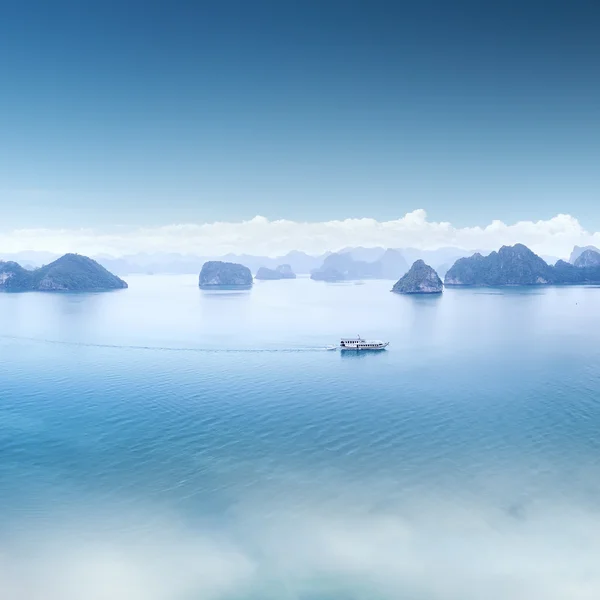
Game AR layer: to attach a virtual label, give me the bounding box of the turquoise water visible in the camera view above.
[1,276,600,599]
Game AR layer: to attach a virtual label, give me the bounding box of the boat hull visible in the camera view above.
[340,343,389,351]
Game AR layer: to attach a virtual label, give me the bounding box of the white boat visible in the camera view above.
[339,336,389,351]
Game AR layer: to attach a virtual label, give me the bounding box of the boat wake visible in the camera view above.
[0,334,336,354]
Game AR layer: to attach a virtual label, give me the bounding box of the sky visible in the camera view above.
[0,0,599,251]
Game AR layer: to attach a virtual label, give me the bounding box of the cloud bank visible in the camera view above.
[1,210,599,258]
[3,499,600,600]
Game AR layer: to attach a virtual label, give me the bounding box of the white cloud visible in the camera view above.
[3,498,600,600]
[1,210,599,258]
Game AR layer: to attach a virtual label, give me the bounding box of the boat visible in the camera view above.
[339,335,389,351]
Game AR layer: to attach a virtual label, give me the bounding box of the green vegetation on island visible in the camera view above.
[445,244,600,287]
[199,261,253,288]
[0,254,128,292]
[391,260,443,294]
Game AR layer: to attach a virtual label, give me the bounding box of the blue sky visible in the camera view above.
[0,0,598,230]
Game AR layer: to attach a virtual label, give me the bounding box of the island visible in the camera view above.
[254,264,296,280]
[444,244,553,286]
[199,261,253,289]
[310,250,411,282]
[0,254,128,292]
[574,249,600,268]
[550,259,600,284]
[569,245,600,264]
[391,260,443,294]
[445,244,600,286]
[0,261,35,291]
[310,252,377,281]
[378,248,409,280]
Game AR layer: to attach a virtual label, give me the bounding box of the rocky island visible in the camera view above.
[550,259,600,284]
[310,250,409,282]
[378,248,409,280]
[311,252,378,282]
[0,261,35,291]
[391,260,443,294]
[569,245,600,264]
[310,265,346,282]
[445,244,600,287]
[573,249,600,268]
[199,261,253,289]
[0,254,128,292]
[444,244,553,286]
[255,264,296,280]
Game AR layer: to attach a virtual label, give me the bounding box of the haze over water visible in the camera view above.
[2,276,600,599]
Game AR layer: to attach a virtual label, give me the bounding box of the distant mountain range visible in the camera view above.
[310,249,409,281]
[0,247,482,278]
[3,245,600,292]
[0,245,586,281]
[0,251,326,276]
[336,246,480,277]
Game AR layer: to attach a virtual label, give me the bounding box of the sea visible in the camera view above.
[1,275,600,600]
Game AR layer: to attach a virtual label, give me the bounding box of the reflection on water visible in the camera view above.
[200,286,253,293]
[339,349,386,359]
